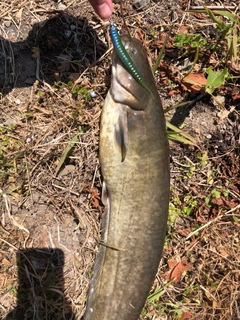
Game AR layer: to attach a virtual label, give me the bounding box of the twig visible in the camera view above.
[0,1,28,19]
[3,193,30,247]
[189,6,238,11]
[235,300,240,320]
[91,164,99,189]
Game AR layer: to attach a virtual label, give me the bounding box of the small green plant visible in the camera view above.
[205,196,211,208]
[204,7,239,61]
[53,81,66,90]
[0,126,7,134]
[205,188,229,208]
[197,151,208,166]
[205,67,230,95]
[187,7,239,59]
[183,282,199,299]
[148,285,165,302]
[223,189,229,197]
[166,302,187,319]
[174,33,206,49]
[7,284,17,297]
[168,203,181,228]
[36,89,43,97]
[71,85,91,101]
[184,163,196,179]
[183,195,197,216]
[211,189,221,198]
[150,30,158,38]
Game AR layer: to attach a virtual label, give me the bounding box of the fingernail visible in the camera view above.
[96,2,112,19]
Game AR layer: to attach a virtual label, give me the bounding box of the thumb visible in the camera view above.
[88,0,112,19]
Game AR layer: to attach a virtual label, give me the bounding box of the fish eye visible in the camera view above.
[132,48,137,55]
[124,42,130,49]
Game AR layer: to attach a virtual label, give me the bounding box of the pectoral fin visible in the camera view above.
[115,108,128,162]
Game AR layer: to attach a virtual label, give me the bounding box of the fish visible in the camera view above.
[84,33,170,320]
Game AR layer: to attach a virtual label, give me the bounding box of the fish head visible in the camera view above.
[110,34,156,111]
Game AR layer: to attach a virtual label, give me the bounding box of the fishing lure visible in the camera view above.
[110,23,153,96]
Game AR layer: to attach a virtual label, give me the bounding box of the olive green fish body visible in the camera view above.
[84,35,170,320]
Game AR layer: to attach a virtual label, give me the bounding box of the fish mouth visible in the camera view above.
[110,36,152,111]
[110,61,141,108]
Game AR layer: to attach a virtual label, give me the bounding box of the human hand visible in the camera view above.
[88,0,113,19]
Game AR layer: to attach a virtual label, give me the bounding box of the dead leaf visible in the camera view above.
[178,228,191,237]
[168,88,181,96]
[178,26,188,34]
[2,258,11,265]
[92,197,100,208]
[166,257,192,283]
[159,62,181,83]
[227,57,240,74]
[211,196,239,210]
[211,197,224,206]
[223,198,239,209]
[218,248,229,257]
[192,12,206,20]
[182,73,206,93]
[232,93,240,100]
[88,188,100,209]
[180,311,192,320]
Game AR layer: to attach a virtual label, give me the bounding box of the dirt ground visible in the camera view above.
[0,0,239,319]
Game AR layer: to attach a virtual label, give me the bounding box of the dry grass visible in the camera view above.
[0,0,239,319]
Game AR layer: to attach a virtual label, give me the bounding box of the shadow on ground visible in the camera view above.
[0,12,107,95]
[5,248,76,320]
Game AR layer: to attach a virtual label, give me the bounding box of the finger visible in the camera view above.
[89,0,112,19]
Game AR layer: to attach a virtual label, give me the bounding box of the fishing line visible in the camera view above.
[120,0,131,38]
